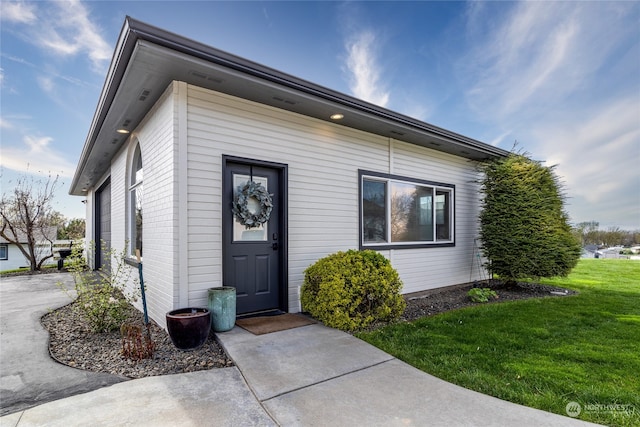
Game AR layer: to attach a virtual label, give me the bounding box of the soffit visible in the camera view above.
[71,19,507,195]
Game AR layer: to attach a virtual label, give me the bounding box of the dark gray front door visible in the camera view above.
[223,158,287,315]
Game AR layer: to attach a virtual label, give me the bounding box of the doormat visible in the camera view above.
[235,313,316,335]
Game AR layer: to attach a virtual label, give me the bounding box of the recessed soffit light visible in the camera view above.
[330,113,344,120]
[116,129,130,134]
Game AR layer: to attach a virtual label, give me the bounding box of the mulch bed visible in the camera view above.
[400,280,575,322]
[41,279,574,379]
[41,301,233,379]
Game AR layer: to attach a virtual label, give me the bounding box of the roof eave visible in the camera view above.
[70,17,508,196]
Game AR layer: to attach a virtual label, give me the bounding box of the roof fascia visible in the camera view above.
[71,17,508,195]
[70,18,140,195]
[125,17,508,158]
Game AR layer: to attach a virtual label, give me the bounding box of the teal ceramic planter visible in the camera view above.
[208,286,236,332]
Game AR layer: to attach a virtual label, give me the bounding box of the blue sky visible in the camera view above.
[1,1,639,229]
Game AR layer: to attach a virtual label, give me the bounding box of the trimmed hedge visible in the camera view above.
[301,250,406,331]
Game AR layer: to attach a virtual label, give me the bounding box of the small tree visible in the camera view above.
[61,241,141,333]
[478,153,581,285]
[59,218,86,240]
[0,174,60,271]
[574,221,599,246]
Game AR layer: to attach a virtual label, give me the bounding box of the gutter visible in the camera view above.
[125,18,508,158]
[71,17,508,195]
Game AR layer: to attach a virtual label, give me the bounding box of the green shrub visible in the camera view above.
[60,242,140,332]
[478,152,581,284]
[467,287,498,303]
[301,250,406,331]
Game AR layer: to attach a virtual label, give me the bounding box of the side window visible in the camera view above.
[360,170,454,249]
[362,179,387,244]
[129,144,143,258]
[0,244,8,260]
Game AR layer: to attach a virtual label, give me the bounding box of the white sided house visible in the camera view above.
[70,18,508,329]
[0,227,58,271]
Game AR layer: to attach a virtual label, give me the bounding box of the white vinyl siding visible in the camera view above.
[391,140,484,293]
[102,79,486,328]
[184,82,485,308]
[186,84,390,311]
[0,243,56,270]
[106,83,180,328]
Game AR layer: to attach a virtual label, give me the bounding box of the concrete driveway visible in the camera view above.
[1,273,600,426]
[0,273,126,416]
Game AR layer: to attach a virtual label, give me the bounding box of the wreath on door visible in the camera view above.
[232,181,273,229]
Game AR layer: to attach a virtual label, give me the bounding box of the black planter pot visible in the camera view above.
[166,308,211,351]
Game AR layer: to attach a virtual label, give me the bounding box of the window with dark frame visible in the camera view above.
[0,244,7,260]
[361,171,454,248]
[129,144,143,258]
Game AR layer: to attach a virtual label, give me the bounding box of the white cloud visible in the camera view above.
[344,30,390,107]
[458,2,640,228]
[37,76,55,94]
[488,130,513,148]
[538,97,640,201]
[1,134,76,178]
[2,0,111,72]
[0,117,13,130]
[36,0,111,71]
[532,96,640,228]
[399,102,430,122]
[0,1,37,24]
[462,2,634,121]
[1,52,35,68]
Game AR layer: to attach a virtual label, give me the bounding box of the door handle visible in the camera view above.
[272,242,278,250]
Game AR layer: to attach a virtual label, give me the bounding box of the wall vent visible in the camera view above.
[190,71,223,84]
[273,96,297,106]
[190,71,207,79]
[138,89,151,101]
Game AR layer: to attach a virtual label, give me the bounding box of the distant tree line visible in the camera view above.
[572,221,640,247]
[50,213,86,240]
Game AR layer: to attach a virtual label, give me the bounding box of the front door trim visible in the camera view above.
[222,155,288,314]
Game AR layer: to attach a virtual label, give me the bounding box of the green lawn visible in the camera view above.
[0,264,60,275]
[357,259,640,426]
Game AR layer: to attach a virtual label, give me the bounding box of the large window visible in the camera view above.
[129,144,143,258]
[360,171,454,249]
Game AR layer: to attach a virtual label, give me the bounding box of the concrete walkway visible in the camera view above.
[1,273,599,426]
[0,274,126,416]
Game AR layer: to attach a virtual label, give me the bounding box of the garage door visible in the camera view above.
[95,179,111,273]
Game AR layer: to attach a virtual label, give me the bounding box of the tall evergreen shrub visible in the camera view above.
[478,153,581,284]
